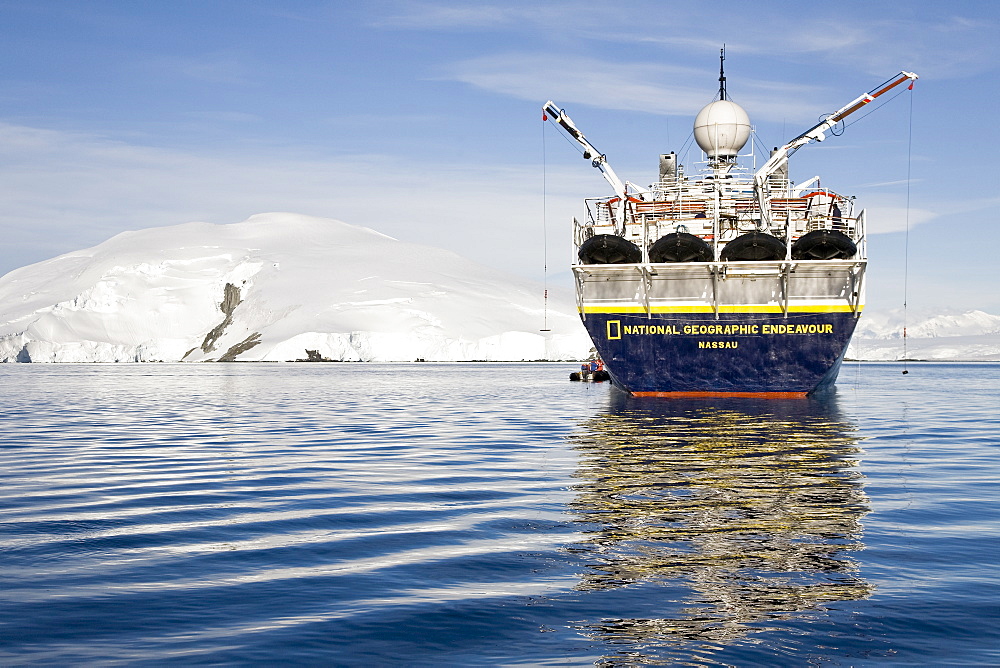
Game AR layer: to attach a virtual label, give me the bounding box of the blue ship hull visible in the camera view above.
[581,311,859,396]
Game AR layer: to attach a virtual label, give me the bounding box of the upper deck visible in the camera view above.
[574,167,866,265]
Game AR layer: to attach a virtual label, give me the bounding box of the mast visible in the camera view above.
[718,46,727,101]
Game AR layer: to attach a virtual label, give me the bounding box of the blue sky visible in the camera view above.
[1,0,997,313]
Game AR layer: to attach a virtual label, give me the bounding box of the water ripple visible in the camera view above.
[1,362,997,665]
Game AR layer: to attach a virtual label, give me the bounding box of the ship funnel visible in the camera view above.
[693,100,750,161]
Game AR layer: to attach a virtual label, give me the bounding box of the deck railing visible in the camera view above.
[576,185,866,261]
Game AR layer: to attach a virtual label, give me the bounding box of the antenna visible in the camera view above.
[719,45,727,101]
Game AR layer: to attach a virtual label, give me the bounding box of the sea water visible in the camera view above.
[0,362,997,666]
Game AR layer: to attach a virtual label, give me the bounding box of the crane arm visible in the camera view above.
[543,101,629,201]
[754,71,918,189]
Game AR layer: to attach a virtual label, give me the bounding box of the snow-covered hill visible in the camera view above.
[0,213,591,362]
[848,309,1000,361]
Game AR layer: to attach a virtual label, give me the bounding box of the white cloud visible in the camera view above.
[143,51,255,85]
[447,54,826,122]
[863,206,937,235]
[856,179,920,189]
[385,1,997,80]
[371,1,595,30]
[373,3,523,29]
[862,193,1000,235]
[181,111,262,124]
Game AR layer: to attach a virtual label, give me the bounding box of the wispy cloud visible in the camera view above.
[445,54,827,122]
[863,193,1000,235]
[144,51,255,85]
[181,111,262,124]
[864,206,937,235]
[383,1,997,80]
[857,179,921,189]
[370,2,576,30]
[760,16,998,79]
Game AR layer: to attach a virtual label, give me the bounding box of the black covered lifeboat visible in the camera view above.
[648,232,714,262]
[791,229,857,260]
[720,232,787,261]
[578,234,642,264]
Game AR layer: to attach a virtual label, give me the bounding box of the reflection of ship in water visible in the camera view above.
[567,394,872,660]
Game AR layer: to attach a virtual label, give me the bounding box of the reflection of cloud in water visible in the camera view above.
[567,393,873,657]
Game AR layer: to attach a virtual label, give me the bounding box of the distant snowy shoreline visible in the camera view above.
[847,309,1000,362]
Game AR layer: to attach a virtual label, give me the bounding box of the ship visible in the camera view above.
[544,57,917,397]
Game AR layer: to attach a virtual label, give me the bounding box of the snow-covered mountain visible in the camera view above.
[0,213,591,363]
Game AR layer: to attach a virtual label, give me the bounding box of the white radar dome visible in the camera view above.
[693,100,751,160]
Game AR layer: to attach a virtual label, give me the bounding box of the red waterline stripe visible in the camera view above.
[631,391,809,399]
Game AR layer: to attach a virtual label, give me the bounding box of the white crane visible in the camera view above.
[542,101,645,226]
[754,70,918,227]
[542,101,627,198]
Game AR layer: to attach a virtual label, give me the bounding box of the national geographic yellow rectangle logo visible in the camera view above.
[607,320,621,340]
